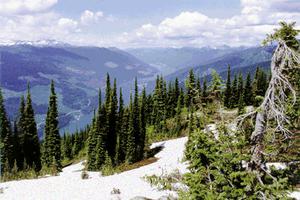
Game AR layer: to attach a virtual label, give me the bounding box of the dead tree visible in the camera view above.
[237,22,300,174]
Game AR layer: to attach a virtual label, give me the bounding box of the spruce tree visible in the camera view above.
[107,78,118,160]
[202,77,208,100]
[116,88,125,164]
[244,72,254,106]
[17,95,26,169]
[132,78,140,160]
[126,94,135,163]
[0,88,13,173]
[138,87,146,160]
[224,65,232,108]
[43,81,61,170]
[185,69,196,107]
[230,74,238,108]
[23,84,41,171]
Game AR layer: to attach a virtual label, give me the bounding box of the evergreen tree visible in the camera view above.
[237,73,244,103]
[17,95,26,169]
[116,88,125,164]
[132,78,140,160]
[185,69,196,107]
[230,74,238,108]
[224,65,232,108]
[12,120,22,170]
[0,88,13,173]
[138,87,146,160]
[126,94,135,163]
[42,81,61,170]
[202,77,208,100]
[23,84,41,171]
[244,72,254,106]
[107,78,118,160]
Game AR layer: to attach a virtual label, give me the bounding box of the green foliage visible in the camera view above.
[263,21,300,50]
[183,127,292,200]
[42,81,61,171]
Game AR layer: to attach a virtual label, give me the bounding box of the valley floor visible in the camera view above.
[0,137,188,200]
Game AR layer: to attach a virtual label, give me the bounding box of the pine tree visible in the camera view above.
[230,74,238,108]
[202,77,208,100]
[138,87,146,160]
[115,88,125,164]
[17,95,26,169]
[174,77,180,103]
[87,114,97,170]
[126,94,135,163]
[23,84,41,171]
[132,78,140,160]
[185,69,196,107]
[0,88,13,173]
[224,65,232,108]
[107,78,118,160]
[12,120,22,170]
[244,72,253,106]
[43,81,61,170]
[237,73,244,101]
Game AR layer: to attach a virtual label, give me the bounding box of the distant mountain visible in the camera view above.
[165,45,274,84]
[0,44,158,136]
[127,46,245,75]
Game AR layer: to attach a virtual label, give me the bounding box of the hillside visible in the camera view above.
[0,44,158,135]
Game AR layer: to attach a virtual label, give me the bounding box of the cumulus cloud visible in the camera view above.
[117,0,300,47]
[0,0,298,47]
[80,10,104,25]
[0,0,57,15]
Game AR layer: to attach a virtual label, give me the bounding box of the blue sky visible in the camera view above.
[0,0,299,48]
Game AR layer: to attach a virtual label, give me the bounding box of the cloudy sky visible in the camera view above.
[0,0,299,48]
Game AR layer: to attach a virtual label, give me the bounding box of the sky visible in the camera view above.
[0,0,299,48]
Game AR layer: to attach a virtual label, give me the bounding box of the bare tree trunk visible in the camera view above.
[247,41,299,171]
[250,110,267,170]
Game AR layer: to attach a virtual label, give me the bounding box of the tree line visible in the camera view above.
[0,66,269,178]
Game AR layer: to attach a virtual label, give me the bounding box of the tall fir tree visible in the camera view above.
[107,78,118,160]
[224,65,232,108]
[244,72,254,105]
[23,84,41,171]
[185,69,196,107]
[0,88,14,173]
[230,74,238,108]
[42,81,61,170]
[138,87,146,160]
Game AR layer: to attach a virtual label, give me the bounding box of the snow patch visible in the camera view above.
[0,137,188,200]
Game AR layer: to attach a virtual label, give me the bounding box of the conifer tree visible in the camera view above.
[12,121,22,170]
[43,81,61,170]
[244,72,253,105]
[126,94,135,163]
[174,77,180,103]
[0,88,13,173]
[132,78,140,159]
[230,74,238,108]
[23,84,41,171]
[237,73,244,103]
[138,87,146,160]
[115,88,125,164]
[107,79,118,159]
[224,65,232,108]
[17,95,26,169]
[185,69,196,107]
[202,77,208,100]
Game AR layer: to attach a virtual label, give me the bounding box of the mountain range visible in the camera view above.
[0,42,274,136]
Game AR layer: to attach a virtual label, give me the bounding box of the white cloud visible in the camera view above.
[80,10,104,25]
[0,0,57,15]
[117,0,300,47]
[0,0,298,48]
